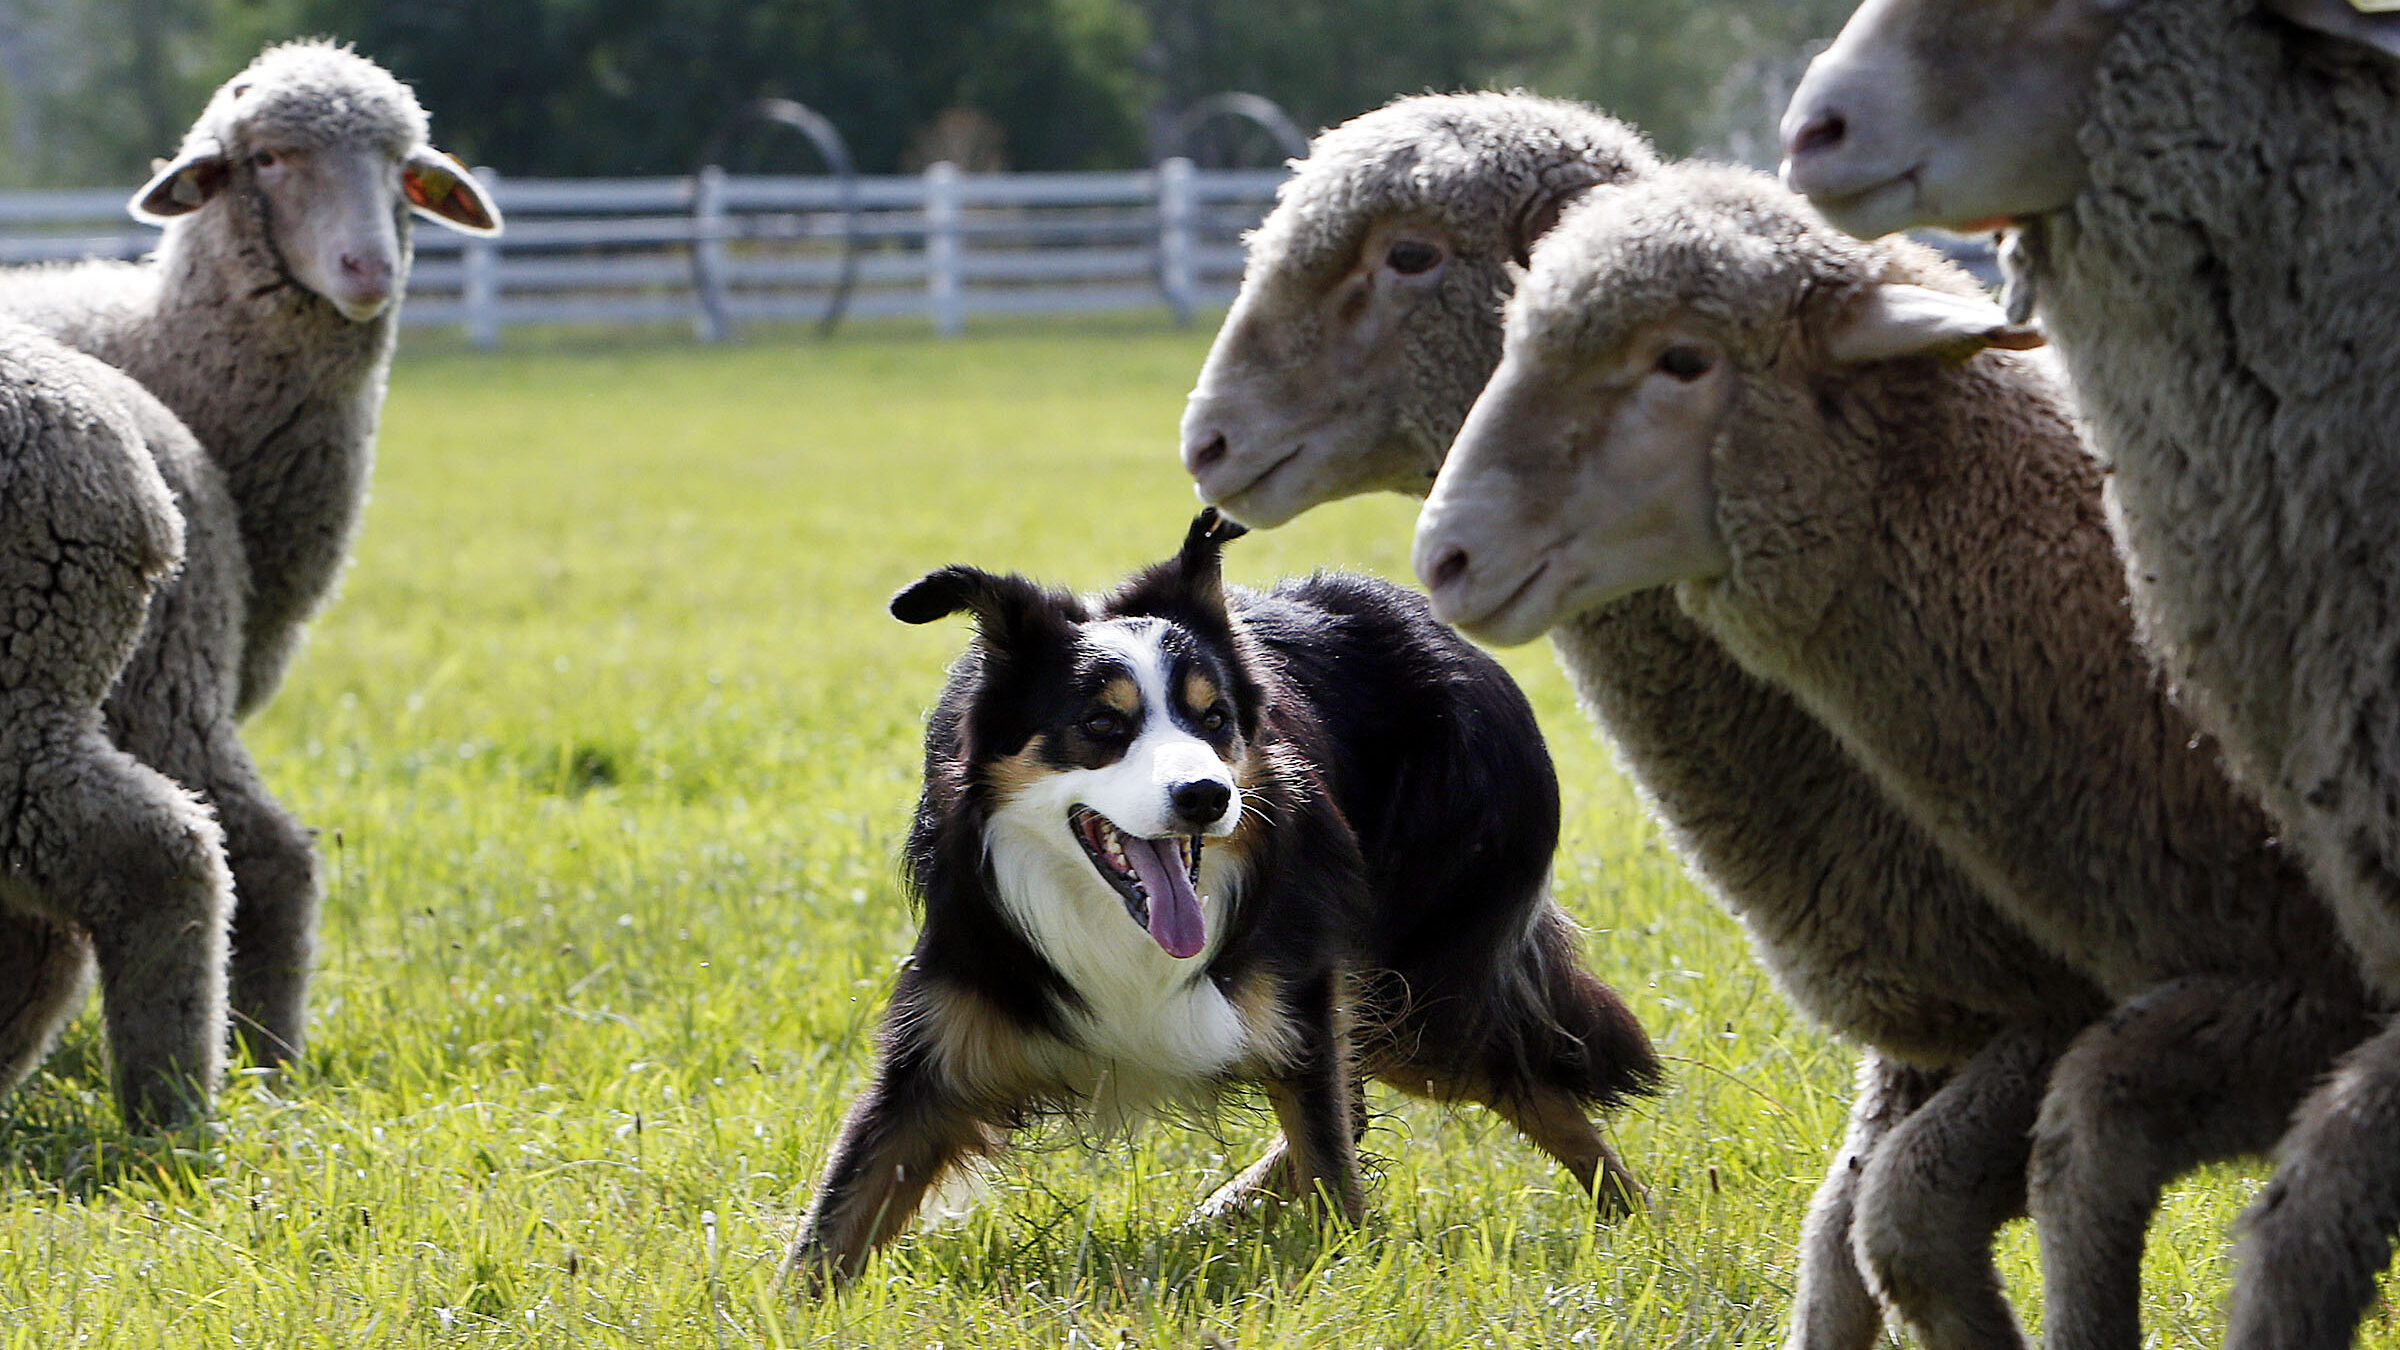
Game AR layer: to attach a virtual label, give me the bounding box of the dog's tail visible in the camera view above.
[1367,903,1662,1112]
[1516,905,1663,1108]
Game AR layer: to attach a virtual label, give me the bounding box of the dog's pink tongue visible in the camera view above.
[1125,835,1207,959]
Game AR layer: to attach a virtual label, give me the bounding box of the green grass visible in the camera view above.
[0,317,2367,1346]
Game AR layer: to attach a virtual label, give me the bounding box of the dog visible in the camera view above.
[790,511,1661,1289]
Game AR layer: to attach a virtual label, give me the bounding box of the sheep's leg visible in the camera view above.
[2221,1014,2400,1350]
[196,746,317,1068]
[1787,1052,1948,1350]
[6,734,231,1131]
[0,911,94,1098]
[108,638,318,1069]
[2033,977,2371,1350]
[1852,1020,2076,1350]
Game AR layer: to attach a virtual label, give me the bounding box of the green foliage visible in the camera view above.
[0,322,2353,1345]
[0,0,306,187]
[284,0,1151,175]
[1,0,1858,186]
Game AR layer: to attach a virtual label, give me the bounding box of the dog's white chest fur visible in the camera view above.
[986,800,1254,1121]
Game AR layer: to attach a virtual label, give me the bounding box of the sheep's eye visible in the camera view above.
[1385,240,1442,276]
[1657,345,1715,381]
[1081,711,1126,738]
[250,150,279,169]
[1199,706,1229,733]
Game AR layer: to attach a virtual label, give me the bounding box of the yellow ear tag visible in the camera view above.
[2353,0,2400,13]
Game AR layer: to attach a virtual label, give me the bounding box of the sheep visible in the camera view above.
[0,318,237,1130]
[1780,4,2400,1344]
[1182,91,1659,526]
[0,39,500,1067]
[1411,158,2373,1350]
[1180,92,2129,1349]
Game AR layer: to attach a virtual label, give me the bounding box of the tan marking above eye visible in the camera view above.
[1098,677,1141,716]
[1182,672,1223,716]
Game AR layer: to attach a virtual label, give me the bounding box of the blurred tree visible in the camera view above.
[1490,0,1861,161]
[0,0,303,187]
[286,0,1149,176]
[0,0,1861,186]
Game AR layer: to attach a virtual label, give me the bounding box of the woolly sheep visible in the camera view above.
[0,319,236,1130]
[1413,160,2371,1350]
[1182,91,1658,526]
[1781,4,2400,1344]
[1179,92,2125,1348]
[0,40,499,1067]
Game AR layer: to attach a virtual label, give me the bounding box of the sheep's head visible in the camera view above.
[1180,92,1654,527]
[1781,0,2400,239]
[131,40,501,323]
[1415,164,2038,646]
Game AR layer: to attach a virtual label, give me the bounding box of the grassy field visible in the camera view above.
[0,318,2346,1346]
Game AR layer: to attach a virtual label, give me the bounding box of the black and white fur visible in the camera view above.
[790,511,1662,1290]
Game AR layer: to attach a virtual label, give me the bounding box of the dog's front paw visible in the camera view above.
[1187,1140,1300,1226]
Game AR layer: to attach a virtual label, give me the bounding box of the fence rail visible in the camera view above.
[0,161,1288,346]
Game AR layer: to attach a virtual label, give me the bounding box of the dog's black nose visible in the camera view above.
[1171,779,1232,827]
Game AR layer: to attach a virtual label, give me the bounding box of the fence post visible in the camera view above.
[1158,156,1196,326]
[463,166,501,349]
[692,164,731,342]
[925,160,963,337]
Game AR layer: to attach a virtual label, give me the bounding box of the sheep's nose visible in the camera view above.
[341,252,393,290]
[1184,431,1230,474]
[1783,109,1848,160]
[1422,543,1471,594]
[1170,779,1231,828]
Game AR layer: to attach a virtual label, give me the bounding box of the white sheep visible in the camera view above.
[1181,92,2126,1349]
[1183,91,1659,525]
[0,40,499,1068]
[1781,4,2400,1344]
[1414,158,2372,1350]
[0,318,236,1130]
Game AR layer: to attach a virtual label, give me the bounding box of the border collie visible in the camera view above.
[791,511,1660,1288]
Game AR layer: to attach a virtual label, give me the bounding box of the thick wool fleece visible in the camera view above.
[1515,162,2366,1350]
[1995,5,2400,1346]
[1209,94,2122,1350]
[0,322,235,1129]
[1218,93,1662,481]
[0,40,441,1066]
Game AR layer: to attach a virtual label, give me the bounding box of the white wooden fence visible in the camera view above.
[0,160,1287,346]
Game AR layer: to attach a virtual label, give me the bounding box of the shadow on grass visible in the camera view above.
[0,1039,222,1203]
[891,1201,1378,1311]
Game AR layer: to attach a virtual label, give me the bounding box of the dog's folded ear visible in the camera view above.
[893,565,1082,648]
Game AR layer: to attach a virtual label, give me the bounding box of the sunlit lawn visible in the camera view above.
[0,316,2356,1346]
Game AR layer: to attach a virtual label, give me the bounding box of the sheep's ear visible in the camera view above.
[130,145,229,224]
[1507,181,1597,269]
[403,148,503,236]
[1822,283,2045,366]
[2264,0,2400,61]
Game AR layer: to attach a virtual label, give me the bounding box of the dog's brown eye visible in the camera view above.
[1081,712,1125,738]
[250,149,279,169]
[1657,345,1714,381]
[1199,707,1228,733]
[1386,240,1441,276]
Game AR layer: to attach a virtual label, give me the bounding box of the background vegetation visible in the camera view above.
[0,321,2329,1345]
[0,0,1856,187]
